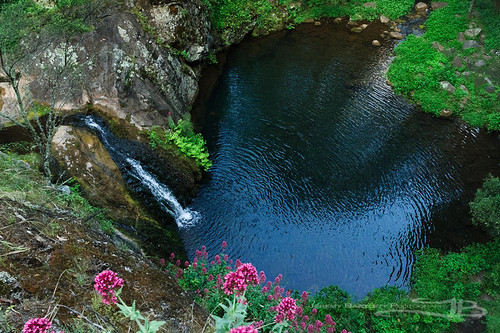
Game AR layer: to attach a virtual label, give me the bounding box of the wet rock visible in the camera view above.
[457,32,466,42]
[51,126,140,221]
[415,2,428,12]
[187,45,205,62]
[380,15,390,24]
[452,56,463,68]
[389,31,404,40]
[474,60,486,67]
[463,40,481,50]
[465,28,482,38]
[431,2,449,9]
[304,18,315,23]
[485,85,496,94]
[314,21,321,26]
[432,41,445,52]
[372,40,381,46]
[334,17,342,24]
[459,84,469,93]
[440,81,456,93]
[440,109,452,117]
[351,27,364,33]
[363,2,376,8]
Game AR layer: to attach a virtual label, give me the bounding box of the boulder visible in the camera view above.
[464,28,482,38]
[451,56,463,68]
[389,31,404,40]
[440,81,456,93]
[51,126,140,221]
[474,60,486,67]
[463,40,481,50]
[457,32,466,42]
[363,2,377,8]
[431,2,449,9]
[372,40,381,46]
[432,41,444,52]
[440,109,452,117]
[334,17,342,24]
[380,15,390,24]
[459,84,469,93]
[415,2,428,12]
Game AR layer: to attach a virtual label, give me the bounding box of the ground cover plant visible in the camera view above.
[387,0,500,129]
[149,116,213,172]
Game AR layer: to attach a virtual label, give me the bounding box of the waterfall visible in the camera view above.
[83,116,199,228]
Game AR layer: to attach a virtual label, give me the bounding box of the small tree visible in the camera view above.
[470,175,500,237]
[0,0,100,178]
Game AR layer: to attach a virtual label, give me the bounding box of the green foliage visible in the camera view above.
[149,118,212,171]
[116,295,166,333]
[470,175,500,237]
[387,0,500,127]
[212,296,251,332]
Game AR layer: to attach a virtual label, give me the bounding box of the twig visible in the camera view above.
[82,304,120,333]
[57,304,110,332]
[46,269,67,317]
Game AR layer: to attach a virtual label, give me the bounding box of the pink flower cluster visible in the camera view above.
[94,270,124,305]
[274,297,299,323]
[223,263,259,295]
[228,325,258,333]
[23,318,64,333]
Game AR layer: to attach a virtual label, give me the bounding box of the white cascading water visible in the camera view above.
[84,116,199,227]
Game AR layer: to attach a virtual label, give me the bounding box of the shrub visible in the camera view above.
[149,117,212,171]
[470,175,500,237]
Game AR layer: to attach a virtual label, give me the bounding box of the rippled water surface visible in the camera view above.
[183,24,500,297]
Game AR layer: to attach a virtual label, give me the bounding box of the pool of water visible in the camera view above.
[182,23,500,297]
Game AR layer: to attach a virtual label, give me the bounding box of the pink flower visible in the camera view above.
[184,261,189,267]
[228,325,258,333]
[214,255,221,264]
[301,291,309,302]
[159,258,165,266]
[23,318,52,333]
[94,270,124,305]
[169,253,175,260]
[208,274,214,281]
[221,241,227,248]
[259,271,266,283]
[325,314,335,326]
[274,297,299,323]
[223,263,259,295]
[311,308,317,316]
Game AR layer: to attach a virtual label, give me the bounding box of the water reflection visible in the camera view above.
[185,23,499,297]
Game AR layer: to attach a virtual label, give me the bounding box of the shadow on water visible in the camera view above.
[186,22,500,298]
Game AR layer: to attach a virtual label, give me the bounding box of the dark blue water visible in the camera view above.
[182,24,500,297]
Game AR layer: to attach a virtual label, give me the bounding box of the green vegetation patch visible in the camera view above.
[149,117,212,171]
[387,0,500,129]
[470,175,500,237]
